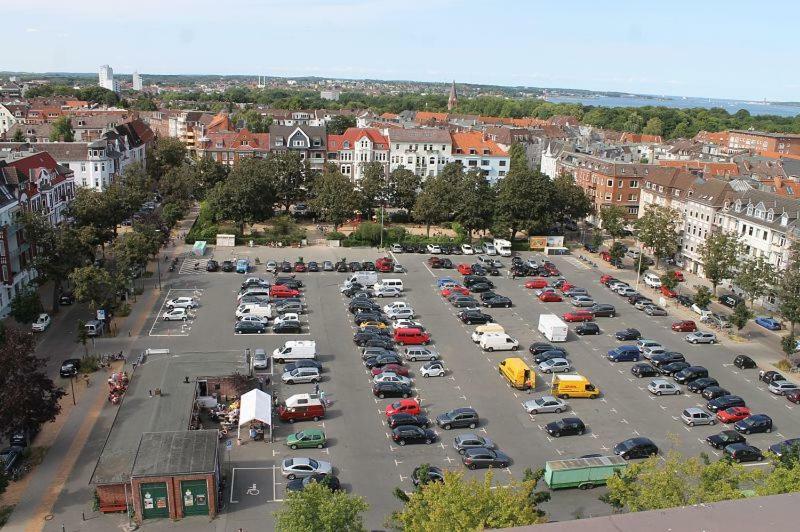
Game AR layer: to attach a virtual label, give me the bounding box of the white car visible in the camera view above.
[372,286,402,298]
[387,307,415,320]
[685,331,717,344]
[426,244,442,254]
[166,297,198,309]
[265,260,278,273]
[538,358,572,373]
[394,319,424,330]
[420,360,446,377]
[390,243,404,253]
[393,263,406,273]
[768,380,800,395]
[281,457,332,480]
[373,372,413,386]
[274,313,300,326]
[383,301,411,314]
[647,378,681,396]
[162,308,188,321]
[691,304,714,321]
[32,313,51,332]
[608,281,629,291]
[239,315,268,325]
[461,244,474,255]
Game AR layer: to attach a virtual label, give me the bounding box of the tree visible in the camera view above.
[358,161,388,218]
[207,158,277,232]
[150,137,187,180]
[781,333,797,358]
[698,231,742,295]
[114,231,158,274]
[159,164,199,204]
[599,205,627,243]
[508,143,529,174]
[12,128,25,142]
[70,266,117,310]
[694,285,713,308]
[454,169,494,239]
[634,205,681,268]
[610,241,626,264]
[387,168,421,211]
[194,157,229,198]
[779,242,800,333]
[274,480,368,532]
[389,470,546,531]
[660,271,679,291]
[267,151,309,212]
[735,254,776,308]
[309,164,359,230]
[550,173,593,228]
[49,116,74,142]
[9,288,43,324]
[642,117,664,137]
[730,302,753,331]
[494,168,552,239]
[76,319,89,357]
[412,170,457,237]
[0,326,66,440]
[326,115,357,135]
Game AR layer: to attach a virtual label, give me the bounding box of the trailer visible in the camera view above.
[544,455,628,490]
[538,314,568,342]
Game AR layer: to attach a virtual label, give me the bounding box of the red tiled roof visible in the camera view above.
[657,160,739,177]
[202,129,269,150]
[329,128,389,151]
[8,151,60,177]
[451,131,508,157]
[414,111,449,124]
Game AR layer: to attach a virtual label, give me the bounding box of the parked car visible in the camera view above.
[538,358,572,374]
[392,425,436,446]
[631,363,659,378]
[458,310,494,325]
[672,320,697,332]
[613,437,659,459]
[436,408,479,430]
[759,370,786,384]
[286,429,326,450]
[648,378,682,396]
[234,320,266,334]
[650,352,686,367]
[285,473,340,493]
[31,313,51,332]
[562,310,594,323]
[717,406,751,424]
[685,331,717,344]
[420,360,447,378]
[769,380,800,395]
[373,381,413,399]
[706,395,746,413]
[682,407,716,426]
[385,399,421,417]
[545,417,586,437]
[644,305,668,316]
[461,448,510,469]
[733,354,757,369]
[734,414,773,434]
[755,316,782,331]
[576,322,601,335]
[706,430,746,450]
[523,395,569,415]
[529,343,567,357]
[162,308,189,321]
[166,296,199,309]
[411,464,444,486]
[615,328,642,341]
[687,377,719,393]
[60,358,81,378]
[719,293,743,308]
[702,386,731,400]
[607,346,641,362]
[482,295,512,308]
[281,457,332,480]
[768,438,800,458]
[724,443,763,463]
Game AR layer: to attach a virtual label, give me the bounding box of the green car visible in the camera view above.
[286,429,326,450]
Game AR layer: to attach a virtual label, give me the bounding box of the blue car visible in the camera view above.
[755,316,782,331]
[436,277,457,289]
[236,258,250,274]
[607,346,641,362]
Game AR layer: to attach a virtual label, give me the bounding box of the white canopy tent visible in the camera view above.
[238,388,272,441]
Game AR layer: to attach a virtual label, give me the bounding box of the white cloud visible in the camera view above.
[26,28,38,32]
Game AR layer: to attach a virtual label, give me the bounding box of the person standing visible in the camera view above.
[314,382,320,396]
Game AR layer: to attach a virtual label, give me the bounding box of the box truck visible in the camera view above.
[544,456,628,490]
[538,314,568,342]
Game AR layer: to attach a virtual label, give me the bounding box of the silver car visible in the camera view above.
[453,433,496,454]
[647,378,681,396]
[253,348,268,370]
[404,346,439,362]
[685,331,717,344]
[281,367,320,384]
[681,407,716,427]
[265,260,278,273]
[538,358,572,374]
[281,457,332,480]
[571,295,595,307]
[372,286,402,298]
[523,395,568,415]
[644,305,668,316]
[322,261,334,271]
[769,380,800,395]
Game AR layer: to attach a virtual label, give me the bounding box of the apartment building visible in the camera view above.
[450,131,510,183]
[326,127,389,182]
[680,178,737,276]
[269,125,327,170]
[728,130,800,157]
[195,129,270,166]
[387,128,452,178]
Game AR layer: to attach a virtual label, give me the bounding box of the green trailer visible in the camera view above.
[544,455,628,490]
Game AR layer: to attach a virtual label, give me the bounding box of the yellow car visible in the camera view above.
[359,321,387,330]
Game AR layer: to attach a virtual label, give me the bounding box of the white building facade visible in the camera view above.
[388,128,452,178]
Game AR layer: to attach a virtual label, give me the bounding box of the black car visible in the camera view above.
[206,259,219,272]
[650,352,686,368]
[440,258,454,269]
[470,264,487,276]
[360,326,391,337]
[436,408,479,430]
[462,447,511,470]
[286,473,341,493]
[463,275,491,288]
[58,291,75,305]
[687,377,719,393]
[479,291,500,302]
[674,366,709,385]
[631,363,659,378]
[545,417,586,437]
[469,282,494,293]
[627,294,650,305]
[360,347,397,360]
[361,337,395,350]
[285,360,323,372]
[533,350,568,365]
[281,261,294,273]
[483,295,512,308]
[234,320,266,334]
[706,430,746,450]
[241,278,269,290]
[373,382,413,399]
[675,294,694,307]
[576,322,601,335]
[724,443,763,463]
[412,465,444,486]
[388,413,430,429]
[701,386,731,400]
[768,438,800,458]
[719,293,743,308]
[614,437,659,459]
[362,261,376,271]
[706,395,746,413]
[733,354,757,369]
[349,300,381,314]
[487,266,501,276]
[590,304,616,317]
[391,425,436,445]
[335,261,349,272]
[759,370,785,385]
[584,243,598,253]
[221,260,235,272]
[615,328,641,341]
[364,354,403,369]
[275,277,303,289]
[353,313,388,326]
[347,262,362,272]
[342,284,367,297]
[273,321,302,334]
[734,414,773,435]
[451,296,479,308]
[657,361,691,376]
[59,358,81,378]
[458,310,493,325]
[307,261,319,272]
[529,343,567,357]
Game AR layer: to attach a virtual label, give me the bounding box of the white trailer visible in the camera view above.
[538,314,568,342]
[493,238,512,257]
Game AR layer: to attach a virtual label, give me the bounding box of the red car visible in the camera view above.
[600,274,615,284]
[786,391,800,404]
[559,282,576,293]
[441,286,469,297]
[671,270,684,282]
[371,364,410,377]
[525,279,548,289]
[539,292,563,303]
[600,251,611,262]
[544,263,560,275]
[457,263,472,275]
[294,262,307,272]
[671,320,697,332]
[661,285,677,298]
[717,406,751,424]
[385,398,421,417]
[376,257,394,272]
[270,285,300,298]
[562,310,594,322]
[427,257,443,268]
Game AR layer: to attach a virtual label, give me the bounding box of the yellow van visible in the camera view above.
[471,323,504,343]
[551,374,600,399]
[498,357,534,390]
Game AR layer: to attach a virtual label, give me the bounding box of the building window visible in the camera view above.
[499,171,506,176]
[607,179,613,187]
[499,160,506,166]
[605,193,612,201]
[630,180,638,188]
[628,194,637,201]
[481,160,490,166]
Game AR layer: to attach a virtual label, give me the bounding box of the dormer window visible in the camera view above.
[343,141,349,149]
[735,200,742,212]
[241,139,248,146]
[755,209,763,219]
[747,205,753,216]
[275,137,284,147]
[483,149,490,155]
[469,148,477,155]
[781,213,789,226]
[767,210,774,222]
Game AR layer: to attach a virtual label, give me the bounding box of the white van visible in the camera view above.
[272,340,317,363]
[375,279,404,292]
[236,303,274,320]
[471,323,505,343]
[643,272,661,289]
[479,333,520,352]
[626,249,641,260]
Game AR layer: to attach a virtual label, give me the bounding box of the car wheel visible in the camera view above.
[506,303,511,308]
[766,427,772,433]
[288,418,295,424]
[290,444,298,450]
[444,424,452,430]
[288,474,296,480]
[554,432,560,437]
[398,440,406,446]
[554,408,563,413]
[487,347,494,352]
[656,391,662,396]
[610,313,615,318]
[469,423,476,429]
[410,357,417,362]
[512,346,519,351]
[425,439,432,444]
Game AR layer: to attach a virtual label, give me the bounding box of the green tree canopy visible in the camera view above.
[49,116,74,142]
[779,241,800,333]
[267,151,310,212]
[412,166,460,236]
[494,167,552,239]
[454,169,494,239]
[735,254,776,308]
[207,158,277,231]
[634,205,681,268]
[357,161,388,218]
[698,231,742,295]
[310,164,359,230]
[551,173,593,227]
[274,481,368,532]
[9,288,43,324]
[326,114,357,135]
[70,265,118,310]
[387,168,421,211]
[599,205,627,242]
[642,117,664,137]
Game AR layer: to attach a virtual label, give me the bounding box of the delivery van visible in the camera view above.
[375,279,404,292]
[272,340,317,363]
[479,333,520,352]
[471,323,505,343]
[236,303,274,320]
[498,357,534,390]
[277,393,326,423]
[551,374,600,399]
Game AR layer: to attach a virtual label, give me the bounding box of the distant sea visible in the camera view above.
[546,94,800,118]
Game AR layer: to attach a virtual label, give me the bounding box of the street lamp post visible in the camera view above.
[156,259,162,291]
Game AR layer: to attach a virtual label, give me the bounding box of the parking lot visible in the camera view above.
[148,288,203,337]
[153,245,800,527]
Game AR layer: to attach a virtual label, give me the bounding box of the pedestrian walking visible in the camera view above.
[319,390,329,407]
[314,382,320,395]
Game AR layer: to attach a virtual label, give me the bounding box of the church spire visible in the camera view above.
[447,80,458,111]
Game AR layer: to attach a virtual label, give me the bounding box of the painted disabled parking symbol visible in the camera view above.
[246,484,260,496]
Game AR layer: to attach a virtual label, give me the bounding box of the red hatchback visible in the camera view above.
[717,406,751,424]
[559,282,576,293]
[371,364,410,377]
[385,399,421,417]
[376,257,394,272]
[525,279,548,289]
[786,391,800,404]
[539,292,563,302]
[441,286,469,297]
[661,285,677,298]
[672,320,697,332]
[600,274,615,284]
[294,262,307,272]
[562,310,594,322]
[457,263,472,275]
[270,285,300,298]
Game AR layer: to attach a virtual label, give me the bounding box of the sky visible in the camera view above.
[5,0,800,101]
